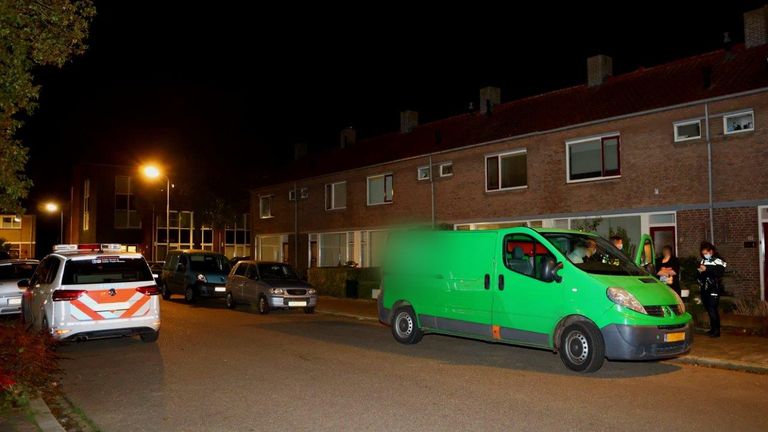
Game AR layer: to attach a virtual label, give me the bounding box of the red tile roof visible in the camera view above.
[262,43,768,186]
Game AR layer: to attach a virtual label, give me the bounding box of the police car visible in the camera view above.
[20,244,161,342]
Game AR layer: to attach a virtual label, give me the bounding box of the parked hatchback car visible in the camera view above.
[225,261,317,314]
[0,259,38,316]
[160,250,230,303]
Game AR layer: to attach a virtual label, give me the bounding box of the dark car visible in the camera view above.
[160,250,230,303]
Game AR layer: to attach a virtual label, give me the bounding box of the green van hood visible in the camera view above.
[591,274,680,306]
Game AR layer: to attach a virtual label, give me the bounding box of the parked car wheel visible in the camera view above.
[257,295,270,315]
[184,286,197,304]
[161,283,171,300]
[140,330,160,343]
[303,306,315,314]
[225,292,236,309]
[391,306,423,344]
[558,321,605,373]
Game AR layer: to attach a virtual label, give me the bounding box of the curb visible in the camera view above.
[315,309,379,322]
[29,398,66,432]
[669,355,768,375]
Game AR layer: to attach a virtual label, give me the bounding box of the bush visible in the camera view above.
[0,321,61,408]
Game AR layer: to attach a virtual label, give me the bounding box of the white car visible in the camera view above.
[21,244,161,342]
[0,259,38,316]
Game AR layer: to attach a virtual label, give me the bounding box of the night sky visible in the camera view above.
[20,0,766,211]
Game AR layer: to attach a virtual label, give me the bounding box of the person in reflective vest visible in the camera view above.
[697,241,726,338]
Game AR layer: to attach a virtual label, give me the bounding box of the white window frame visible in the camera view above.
[367,173,394,206]
[114,175,141,229]
[417,166,431,181]
[439,162,453,177]
[484,149,528,192]
[259,195,274,219]
[0,215,21,229]
[565,133,621,184]
[82,179,90,231]
[673,119,702,142]
[723,110,755,135]
[325,181,347,211]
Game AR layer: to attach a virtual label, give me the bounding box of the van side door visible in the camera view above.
[493,232,562,348]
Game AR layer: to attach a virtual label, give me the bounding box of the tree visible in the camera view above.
[0,0,95,214]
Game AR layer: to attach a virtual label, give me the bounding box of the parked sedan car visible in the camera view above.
[0,259,39,316]
[225,261,317,314]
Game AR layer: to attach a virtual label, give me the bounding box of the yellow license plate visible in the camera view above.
[664,332,685,342]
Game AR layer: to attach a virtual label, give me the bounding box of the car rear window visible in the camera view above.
[62,257,153,285]
[0,263,37,280]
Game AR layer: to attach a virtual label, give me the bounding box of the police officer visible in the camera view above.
[697,242,726,338]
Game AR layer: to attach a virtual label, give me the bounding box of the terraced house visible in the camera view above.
[250,6,768,300]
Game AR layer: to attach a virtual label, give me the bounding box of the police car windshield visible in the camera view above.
[0,262,37,280]
[541,232,647,276]
[257,263,298,280]
[62,257,153,285]
[189,254,230,274]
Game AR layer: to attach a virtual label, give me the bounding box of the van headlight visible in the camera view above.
[270,288,284,295]
[196,274,207,283]
[673,291,686,314]
[606,287,647,315]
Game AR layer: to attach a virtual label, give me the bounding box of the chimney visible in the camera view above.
[340,127,356,148]
[400,110,419,133]
[744,5,768,48]
[479,86,500,114]
[293,142,307,160]
[587,54,613,87]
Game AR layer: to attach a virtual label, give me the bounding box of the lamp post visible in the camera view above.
[44,202,63,243]
[142,165,170,260]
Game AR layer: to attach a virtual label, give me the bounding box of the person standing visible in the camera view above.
[656,245,681,296]
[697,242,726,338]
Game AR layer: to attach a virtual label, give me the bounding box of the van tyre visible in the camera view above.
[258,296,270,315]
[391,306,423,344]
[184,286,197,304]
[559,322,605,373]
[225,292,236,309]
[161,283,171,300]
[140,330,159,343]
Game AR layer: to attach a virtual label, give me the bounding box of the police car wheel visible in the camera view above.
[559,322,605,373]
[184,286,197,304]
[258,296,270,315]
[225,292,236,309]
[391,306,423,344]
[161,283,171,300]
[140,330,159,343]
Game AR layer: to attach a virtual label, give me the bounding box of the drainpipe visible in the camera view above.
[429,155,435,228]
[293,182,299,267]
[705,103,715,242]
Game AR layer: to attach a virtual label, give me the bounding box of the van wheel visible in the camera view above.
[185,286,197,304]
[140,330,159,343]
[161,283,171,300]
[391,306,423,344]
[258,296,270,315]
[225,292,236,309]
[559,322,605,373]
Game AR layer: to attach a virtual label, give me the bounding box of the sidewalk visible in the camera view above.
[316,296,768,374]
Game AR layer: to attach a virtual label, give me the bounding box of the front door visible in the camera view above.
[650,226,676,257]
[494,233,561,347]
[763,223,768,299]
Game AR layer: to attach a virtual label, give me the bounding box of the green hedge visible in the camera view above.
[307,267,381,298]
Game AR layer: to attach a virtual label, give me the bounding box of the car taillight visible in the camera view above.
[136,285,160,296]
[52,290,86,301]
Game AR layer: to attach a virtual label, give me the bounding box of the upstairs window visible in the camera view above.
[1,216,21,229]
[673,120,701,142]
[115,175,141,229]
[486,150,527,191]
[417,166,431,181]
[367,174,393,205]
[724,110,754,135]
[325,181,347,210]
[439,162,453,177]
[567,135,620,182]
[259,196,273,219]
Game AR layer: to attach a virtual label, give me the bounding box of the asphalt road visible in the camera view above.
[59,299,768,432]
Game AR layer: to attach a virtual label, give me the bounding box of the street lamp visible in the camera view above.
[141,164,170,260]
[44,202,64,244]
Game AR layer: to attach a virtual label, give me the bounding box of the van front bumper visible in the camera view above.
[601,323,693,360]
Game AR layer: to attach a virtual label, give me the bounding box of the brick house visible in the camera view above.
[0,214,36,259]
[250,7,768,300]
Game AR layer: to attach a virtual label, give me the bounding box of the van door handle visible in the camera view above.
[483,274,490,290]
[498,274,505,291]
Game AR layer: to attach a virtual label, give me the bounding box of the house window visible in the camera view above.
[673,120,701,142]
[724,111,754,134]
[486,150,527,191]
[417,166,431,181]
[567,135,620,182]
[82,179,90,231]
[0,216,21,229]
[259,196,273,219]
[439,162,453,177]
[325,182,347,210]
[367,174,393,205]
[114,175,141,229]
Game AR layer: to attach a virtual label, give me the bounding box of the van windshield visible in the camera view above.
[62,257,153,284]
[189,254,230,274]
[541,232,647,276]
[257,263,298,280]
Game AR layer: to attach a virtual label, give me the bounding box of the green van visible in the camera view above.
[377,227,691,372]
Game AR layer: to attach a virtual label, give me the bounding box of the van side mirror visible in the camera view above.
[542,260,564,283]
[17,279,30,289]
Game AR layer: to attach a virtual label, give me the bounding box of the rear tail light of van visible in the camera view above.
[52,290,87,301]
[136,285,160,296]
